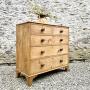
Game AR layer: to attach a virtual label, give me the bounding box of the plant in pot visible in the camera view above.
[32,4,51,24]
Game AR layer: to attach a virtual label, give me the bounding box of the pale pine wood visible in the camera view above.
[16,21,69,86]
[31,23,52,35]
[16,24,23,72]
[30,45,68,59]
[31,35,52,46]
[31,46,53,59]
[30,54,68,75]
[26,75,38,86]
[30,57,52,74]
[52,54,69,68]
[52,45,68,55]
[31,35,68,46]
[53,26,69,35]
[26,76,34,86]
[16,23,31,75]
[52,36,68,45]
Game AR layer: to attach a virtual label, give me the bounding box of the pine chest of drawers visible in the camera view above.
[16,21,69,86]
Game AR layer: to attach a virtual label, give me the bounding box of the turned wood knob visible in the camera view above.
[60,30,63,33]
[59,48,63,51]
[40,51,45,55]
[59,39,63,42]
[58,48,63,52]
[60,60,63,63]
[41,28,45,33]
[40,64,45,68]
[41,39,45,43]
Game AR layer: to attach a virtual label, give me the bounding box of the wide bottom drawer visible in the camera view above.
[30,54,68,75]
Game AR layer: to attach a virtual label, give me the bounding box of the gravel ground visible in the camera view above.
[0,62,90,90]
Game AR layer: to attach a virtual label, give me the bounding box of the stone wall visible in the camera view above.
[0,0,90,63]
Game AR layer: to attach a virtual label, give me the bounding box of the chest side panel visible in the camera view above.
[16,23,31,75]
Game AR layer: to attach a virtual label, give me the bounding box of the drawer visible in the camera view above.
[52,45,68,55]
[30,57,52,74]
[31,35,52,46]
[52,36,68,45]
[53,27,68,35]
[31,23,52,35]
[52,54,68,68]
[31,46,53,59]
[31,45,68,59]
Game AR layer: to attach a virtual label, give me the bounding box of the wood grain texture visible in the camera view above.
[31,35,68,46]
[16,22,69,86]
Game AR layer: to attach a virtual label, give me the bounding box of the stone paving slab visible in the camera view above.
[0,62,90,90]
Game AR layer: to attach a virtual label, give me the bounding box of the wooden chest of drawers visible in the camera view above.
[16,21,69,86]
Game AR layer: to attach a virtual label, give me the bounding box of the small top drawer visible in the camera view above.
[52,36,69,45]
[53,27,69,35]
[31,23,52,35]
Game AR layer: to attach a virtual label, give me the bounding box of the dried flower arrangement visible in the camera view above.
[31,3,51,18]
[29,1,58,23]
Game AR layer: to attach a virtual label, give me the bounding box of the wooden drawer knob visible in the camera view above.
[60,60,63,63]
[40,64,45,68]
[60,39,63,42]
[41,28,45,33]
[40,51,45,55]
[60,48,63,51]
[58,48,63,52]
[41,39,45,43]
[60,30,63,33]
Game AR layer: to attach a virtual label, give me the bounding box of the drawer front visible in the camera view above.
[31,46,53,59]
[52,36,68,45]
[52,45,68,55]
[31,45,68,59]
[30,54,68,74]
[31,35,52,46]
[53,27,68,35]
[31,23,52,35]
[52,54,68,68]
[31,35,68,46]
[30,58,52,74]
